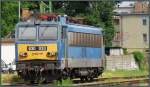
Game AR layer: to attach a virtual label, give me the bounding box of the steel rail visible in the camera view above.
[2,75,149,86]
[73,78,149,86]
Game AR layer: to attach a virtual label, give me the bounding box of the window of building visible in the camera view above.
[113,32,120,41]
[143,33,147,43]
[142,19,147,25]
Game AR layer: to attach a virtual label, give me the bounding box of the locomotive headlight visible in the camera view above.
[19,52,28,57]
[46,52,57,57]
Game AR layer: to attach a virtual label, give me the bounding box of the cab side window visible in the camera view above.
[61,26,67,39]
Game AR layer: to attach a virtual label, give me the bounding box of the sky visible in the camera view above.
[118,1,149,7]
[118,1,135,7]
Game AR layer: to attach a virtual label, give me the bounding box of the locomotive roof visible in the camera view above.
[67,23,102,35]
[16,22,103,35]
[16,21,58,26]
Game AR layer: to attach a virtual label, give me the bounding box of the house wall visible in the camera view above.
[134,1,148,13]
[106,54,138,70]
[121,15,149,52]
[110,48,123,55]
[114,7,134,14]
[1,43,15,65]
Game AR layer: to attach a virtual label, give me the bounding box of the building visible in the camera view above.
[1,39,15,65]
[114,1,135,14]
[113,13,149,53]
[114,1,148,14]
[112,1,149,53]
[134,1,148,13]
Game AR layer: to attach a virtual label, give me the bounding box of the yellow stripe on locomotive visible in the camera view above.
[17,44,57,61]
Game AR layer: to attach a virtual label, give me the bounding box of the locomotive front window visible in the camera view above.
[18,26,36,40]
[39,26,57,40]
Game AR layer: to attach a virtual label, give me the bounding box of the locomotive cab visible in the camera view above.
[15,20,65,82]
[16,23,58,61]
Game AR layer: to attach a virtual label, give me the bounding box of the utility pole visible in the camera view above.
[0,0,1,85]
[40,0,52,13]
[148,0,150,86]
[49,0,52,13]
[18,0,21,21]
[40,1,44,13]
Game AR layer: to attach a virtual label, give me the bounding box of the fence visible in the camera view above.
[105,54,138,70]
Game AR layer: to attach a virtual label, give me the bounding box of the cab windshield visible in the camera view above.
[17,26,58,41]
[18,26,36,40]
[39,26,57,40]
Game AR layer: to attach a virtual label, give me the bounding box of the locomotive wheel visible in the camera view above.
[80,77,84,82]
[85,77,89,81]
[42,79,48,84]
[87,77,91,82]
[86,76,94,82]
[80,76,94,82]
[89,76,94,81]
[38,70,48,84]
[30,80,35,84]
[89,74,94,81]
[80,77,87,82]
[40,76,48,84]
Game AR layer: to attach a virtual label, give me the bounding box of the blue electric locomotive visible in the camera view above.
[15,15,104,83]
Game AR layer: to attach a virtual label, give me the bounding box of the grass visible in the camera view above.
[1,72,24,85]
[1,69,149,86]
[101,69,149,78]
[1,72,73,86]
[53,78,73,86]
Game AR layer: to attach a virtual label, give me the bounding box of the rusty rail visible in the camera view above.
[2,75,149,86]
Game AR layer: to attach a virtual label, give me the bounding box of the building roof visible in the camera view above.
[117,1,135,8]
[115,13,149,16]
[67,23,102,34]
[1,38,15,44]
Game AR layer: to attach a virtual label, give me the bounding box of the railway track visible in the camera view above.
[73,78,149,86]
[73,75,149,86]
[2,75,149,86]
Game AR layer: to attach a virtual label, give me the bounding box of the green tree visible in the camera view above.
[53,1,89,16]
[1,1,18,38]
[85,1,116,47]
[53,1,116,47]
[53,1,66,15]
[64,1,89,16]
[1,1,116,47]
[1,1,38,38]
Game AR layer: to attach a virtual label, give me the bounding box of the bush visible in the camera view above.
[132,51,144,62]
[132,51,144,70]
[123,48,128,55]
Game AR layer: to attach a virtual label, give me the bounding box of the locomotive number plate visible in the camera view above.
[27,46,47,51]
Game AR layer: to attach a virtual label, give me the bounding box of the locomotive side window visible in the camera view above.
[18,26,36,40]
[39,26,57,40]
[77,32,80,45]
[68,32,74,45]
[68,32,101,47]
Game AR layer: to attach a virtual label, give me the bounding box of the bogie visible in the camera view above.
[17,66,104,83]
